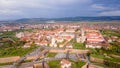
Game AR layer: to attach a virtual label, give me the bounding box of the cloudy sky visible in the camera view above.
[0,0,120,20]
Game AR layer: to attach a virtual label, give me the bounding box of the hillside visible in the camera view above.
[0,16,120,23]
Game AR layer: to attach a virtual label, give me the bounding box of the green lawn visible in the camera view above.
[91,54,120,68]
[105,57,120,63]
[69,59,86,68]
[0,30,38,58]
[101,30,120,37]
[0,37,34,58]
[47,53,57,57]
[0,62,13,66]
[36,67,42,68]
[73,42,85,49]
[91,54,105,59]
[71,62,86,68]
[48,59,86,68]
[48,60,61,68]
[0,31,15,36]
[69,39,85,49]
[0,29,33,37]
[91,54,120,63]
[36,66,42,68]
[108,42,120,57]
[0,46,36,57]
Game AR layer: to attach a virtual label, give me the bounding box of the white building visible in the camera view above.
[23,43,31,48]
[76,37,82,43]
[16,32,24,38]
[81,29,86,43]
[86,44,102,48]
[66,29,75,33]
[60,59,72,68]
[50,37,57,47]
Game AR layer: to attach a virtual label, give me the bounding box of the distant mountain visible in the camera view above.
[0,16,120,23]
[54,16,120,21]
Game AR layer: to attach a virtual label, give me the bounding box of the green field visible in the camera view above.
[73,42,85,49]
[70,39,85,49]
[0,46,36,57]
[0,30,37,57]
[47,53,57,57]
[101,29,120,37]
[48,60,86,68]
[71,61,86,68]
[48,60,61,68]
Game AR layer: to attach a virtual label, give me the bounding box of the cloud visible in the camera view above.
[98,10,120,16]
[0,9,22,15]
[0,0,91,9]
[91,4,106,10]
[0,0,120,20]
[91,4,113,11]
[0,0,92,14]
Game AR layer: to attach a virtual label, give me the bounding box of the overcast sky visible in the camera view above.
[0,0,120,20]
